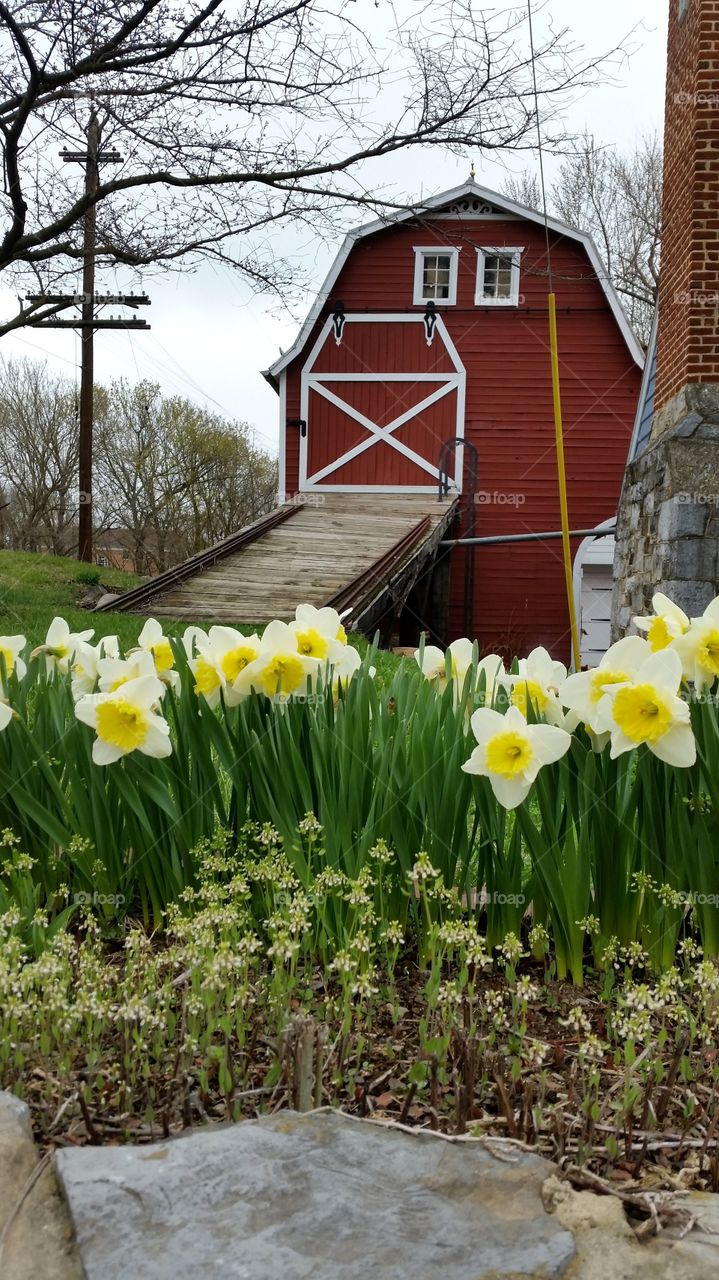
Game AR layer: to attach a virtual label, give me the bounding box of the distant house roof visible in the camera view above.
[264,178,645,388]
[627,308,658,463]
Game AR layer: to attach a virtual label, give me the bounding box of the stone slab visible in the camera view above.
[0,1090,33,1141]
[0,1091,82,1280]
[56,1110,576,1280]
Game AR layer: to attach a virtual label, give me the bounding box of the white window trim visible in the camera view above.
[412,246,460,306]
[475,246,524,307]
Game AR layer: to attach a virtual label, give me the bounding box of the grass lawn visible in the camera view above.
[0,550,151,649]
[0,550,406,680]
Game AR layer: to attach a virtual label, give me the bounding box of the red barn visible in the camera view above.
[107,179,643,662]
[264,180,643,664]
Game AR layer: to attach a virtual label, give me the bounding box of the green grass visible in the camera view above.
[0,550,152,649]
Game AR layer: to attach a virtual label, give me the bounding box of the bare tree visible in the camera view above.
[0,1,630,334]
[93,379,278,572]
[0,358,78,551]
[0,361,277,566]
[503,133,661,346]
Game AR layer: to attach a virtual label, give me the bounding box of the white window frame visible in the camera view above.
[413,246,460,306]
[475,246,524,307]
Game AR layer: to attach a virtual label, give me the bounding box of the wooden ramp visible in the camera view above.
[102,494,458,632]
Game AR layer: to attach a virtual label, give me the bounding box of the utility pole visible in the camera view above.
[28,112,150,563]
[78,111,99,563]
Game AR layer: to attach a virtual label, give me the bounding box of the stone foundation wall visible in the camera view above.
[612,392,719,638]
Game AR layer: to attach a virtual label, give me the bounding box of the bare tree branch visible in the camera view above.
[0,0,632,332]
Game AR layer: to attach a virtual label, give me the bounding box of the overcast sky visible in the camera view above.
[0,0,668,458]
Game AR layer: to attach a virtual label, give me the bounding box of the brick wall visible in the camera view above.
[655,0,719,415]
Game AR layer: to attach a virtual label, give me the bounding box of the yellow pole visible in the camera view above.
[547,292,581,671]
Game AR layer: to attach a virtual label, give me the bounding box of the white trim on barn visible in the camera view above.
[277,370,287,504]
[299,313,466,493]
[264,179,644,388]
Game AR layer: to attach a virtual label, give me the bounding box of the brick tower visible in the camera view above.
[613,0,719,632]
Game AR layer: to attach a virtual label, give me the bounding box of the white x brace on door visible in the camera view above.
[299,313,466,493]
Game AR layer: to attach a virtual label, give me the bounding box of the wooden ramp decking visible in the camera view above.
[102,494,458,632]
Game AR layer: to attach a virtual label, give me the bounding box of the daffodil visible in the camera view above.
[75,674,172,765]
[135,618,176,674]
[559,636,650,735]
[597,649,696,767]
[633,592,689,652]
[0,634,27,684]
[70,635,121,699]
[462,704,572,809]
[295,603,348,646]
[501,647,567,724]
[182,625,208,658]
[289,620,345,663]
[71,640,100,699]
[672,596,719,692]
[97,648,161,695]
[32,617,94,675]
[189,645,226,708]
[204,626,262,705]
[234,619,319,702]
[415,638,475,687]
[328,643,367,699]
[0,700,13,732]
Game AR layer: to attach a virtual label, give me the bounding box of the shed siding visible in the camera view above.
[281,216,641,662]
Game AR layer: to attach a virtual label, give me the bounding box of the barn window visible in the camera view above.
[413,246,459,305]
[475,247,523,306]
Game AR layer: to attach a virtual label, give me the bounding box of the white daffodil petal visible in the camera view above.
[260,619,298,655]
[528,723,573,766]
[92,737,125,766]
[461,744,489,776]
[137,618,163,648]
[139,719,173,758]
[416,645,445,677]
[489,773,533,810]
[649,722,697,768]
[469,706,508,745]
[182,625,208,658]
[635,647,683,691]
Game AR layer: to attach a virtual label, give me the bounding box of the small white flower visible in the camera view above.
[294,603,348,645]
[415,637,475,689]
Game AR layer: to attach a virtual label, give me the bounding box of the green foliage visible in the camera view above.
[1,613,719,978]
[74,566,101,586]
[3,840,719,1181]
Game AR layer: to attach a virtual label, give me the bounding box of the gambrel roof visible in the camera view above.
[264,178,645,388]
